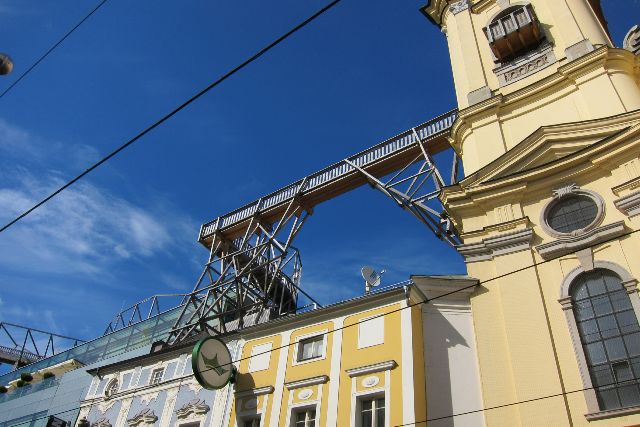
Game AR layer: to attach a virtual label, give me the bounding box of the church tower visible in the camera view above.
[422,0,640,425]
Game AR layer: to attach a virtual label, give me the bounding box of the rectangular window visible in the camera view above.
[242,416,261,427]
[292,407,316,427]
[296,335,324,362]
[360,396,385,427]
[149,368,164,385]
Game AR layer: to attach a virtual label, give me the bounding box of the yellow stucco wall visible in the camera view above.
[226,299,417,426]
[430,0,640,175]
[429,1,640,425]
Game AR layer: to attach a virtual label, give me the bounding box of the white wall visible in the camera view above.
[422,300,485,427]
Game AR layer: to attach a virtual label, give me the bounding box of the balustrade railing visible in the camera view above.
[200,110,457,240]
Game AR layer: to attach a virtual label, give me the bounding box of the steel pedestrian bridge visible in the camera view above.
[163,109,460,347]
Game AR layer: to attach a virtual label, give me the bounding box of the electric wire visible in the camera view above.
[194,222,640,377]
[396,379,633,425]
[0,0,343,235]
[3,202,639,424]
[0,0,109,100]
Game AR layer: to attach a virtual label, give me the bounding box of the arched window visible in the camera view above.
[571,269,640,410]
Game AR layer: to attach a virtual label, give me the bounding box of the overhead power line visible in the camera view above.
[7,221,640,424]
[0,0,343,235]
[0,0,109,99]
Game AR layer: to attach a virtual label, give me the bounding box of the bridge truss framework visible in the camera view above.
[163,109,461,347]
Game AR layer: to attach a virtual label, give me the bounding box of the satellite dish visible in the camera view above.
[0,53,13,75]
[361,266,385,293]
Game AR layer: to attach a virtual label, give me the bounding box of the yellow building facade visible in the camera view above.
[68,2,640,427]
[423,0,640,425]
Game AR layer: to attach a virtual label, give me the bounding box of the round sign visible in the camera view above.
[192,337,234,390]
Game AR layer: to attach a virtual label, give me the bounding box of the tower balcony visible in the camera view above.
[484,4,545,63]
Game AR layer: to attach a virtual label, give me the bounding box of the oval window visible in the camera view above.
[546,195,598,234]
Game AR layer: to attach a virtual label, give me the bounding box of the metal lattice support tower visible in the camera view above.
[165,187,320,346]
[0,322,84,370]
[165,110,459,347]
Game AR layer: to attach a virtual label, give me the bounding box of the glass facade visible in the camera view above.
[0,305,190,393]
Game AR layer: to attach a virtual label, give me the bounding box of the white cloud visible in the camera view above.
[0,119,195,275]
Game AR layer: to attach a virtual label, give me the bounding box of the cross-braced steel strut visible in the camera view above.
[165,182,320,346]
[164,110,460,347]
[345,128,461,246]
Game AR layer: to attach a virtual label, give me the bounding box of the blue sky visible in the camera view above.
[0,0,637,353]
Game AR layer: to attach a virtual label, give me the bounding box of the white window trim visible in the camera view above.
[149,367,165,385]
[357,316,385,349]
[540,184,605,239]
[292,330,328,366]
[354,392,387,427]
[283,380,324,427]
[349,379,390,427]
[558,260,640,417]
[285,402,320,427]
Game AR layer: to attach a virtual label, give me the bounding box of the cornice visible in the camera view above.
[285,375,329,390]
[447,118,640,209]
[462,217,530,240]
[614,190,640,217]
[346,360,397,377]
[467,111,640,187]
[612,176,640,197]
[457,228,534,263]
[235,385,274,398]
[535,221,626,259]
[451,47,636,147]
[420,0,449,27]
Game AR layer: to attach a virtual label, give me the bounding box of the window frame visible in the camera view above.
[540,186,605,239]
[354,392,387,427]
[292,331,327,366]
[559,261,640,419]
[288,405,318,427]
[149,367,164,385]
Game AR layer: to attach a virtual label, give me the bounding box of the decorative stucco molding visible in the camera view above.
[346,360,397,377]
[139,391,158,406]
[91,418,112,427]
[127,409,158,427]
[235,385,274,398]
[565,39,595,61]
[536,221,625,259]
[585,404,640,421]
[614,190,640,217]
[186,382,203,394]
[175,399,210,419]
[457,228,534,262]
[285,375,328,390]
[467,86,492,106]
[494,43,556,86]
[97,398,118,414]
[449,0,470,15]
[623,25,640,56]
